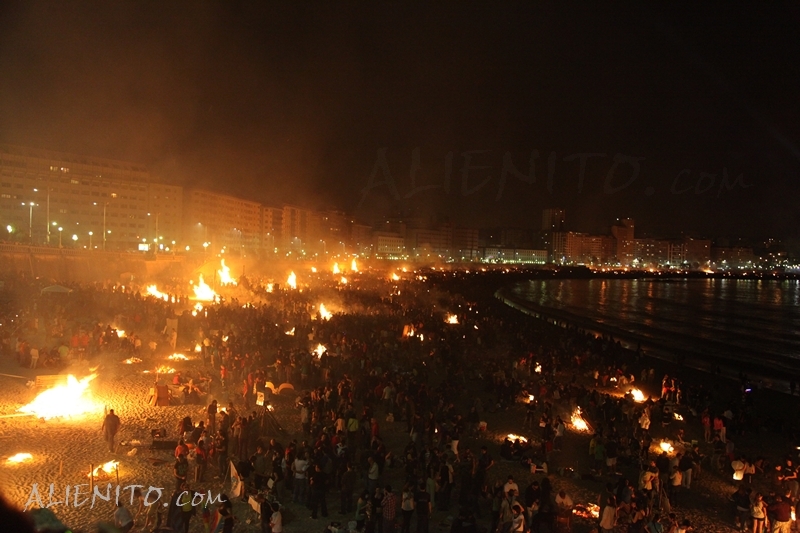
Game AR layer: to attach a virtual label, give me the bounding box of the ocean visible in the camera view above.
[508,277,800,377]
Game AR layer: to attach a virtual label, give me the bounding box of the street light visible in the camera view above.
[88,231,93,249]
[22,202,35,244]
[71,234,78,246]
[57,227,63,248]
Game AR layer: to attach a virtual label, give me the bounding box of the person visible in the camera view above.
[113,501,134,533]
[367,456,380,495]
[174,453,189,489]
[292,452,309,505]
[195,440,208,482]
[340,462,357,515]
[767,494,792,533]
[207,400,218,437]
[750,493,766,533]
[178,484,195,533]
[510,504,526,533]
[355,490,369,531]
[645,513,664,533]
[309,463,328,519]
[101,409,121,453]
[668,466,682,508]
[401,483,415,533]
[269,502,283,533]
[382,484,397,533]
[599,495,617,533]
[415,481,432,533]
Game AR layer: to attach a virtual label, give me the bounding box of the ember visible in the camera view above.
[192,274,217,301]
[573,503,600,520]
[570,407,590,432]
[266,283,274,293]
[89,460,119,479]
[630,388,646,402]
[123,357,142,364]
[7,453,33,464]
[311,266,317,273]
[673,412,684,421]
[218,259,237,286]
[287,271,297,290]
[168,353,189,361]
[19,374,99,419]
[285,327,295,336]
[319,304,332,321]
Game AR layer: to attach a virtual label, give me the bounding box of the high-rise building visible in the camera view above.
[611,218,635,265]
[184,189,261,253]
[541,208,565,231]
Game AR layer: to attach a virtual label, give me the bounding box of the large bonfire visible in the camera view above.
[19,374,100,419]
[218,259,237,286]
[192,274,217,301]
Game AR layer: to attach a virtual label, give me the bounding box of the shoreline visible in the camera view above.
[495,286,794,395]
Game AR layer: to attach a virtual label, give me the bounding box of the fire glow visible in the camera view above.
[155,366,176,374]
[350,258,358,272]
[194,344,202,353]
[319,304,332,321]
[573,503,601,520]
[391,273,400,281]
[630,388,646,402]
[285,327,295,336]
[218,259,237,286]
[673,412,684,421]
[332,263,341,274]
[123,357,142,364]
[314,344,327,358]
[445,314,459,324]
[19,374,99,419]
[7,453,33,464]
[340,276,348,285]
[168,353,189,361]
[89,460,119,479]
[287,272,297,290]
[659,440,674,453]
[192,274,217,302]
[506,434,528,443]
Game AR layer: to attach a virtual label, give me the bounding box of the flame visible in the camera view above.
[630,388,645,402]
[792,509,796,522]
[89,460,119,478]
[534,363,542,373]
[332,262,341,274]
[319,304,332,321]
[350,258,358,272]
[445,314,459,324]
[115,329,126,338]
[314,344,327,358]
[123,357,142,364]
[19,374,99,419]
[285,327,295,336]
[194,343,202,353]
[287,272,297,290]
[194,303,204,312]
[266,404,274,411]
[266,283,274,293]
[506,433,528,443]
[217,260,237,286]
[155,365,176,374]
[573,503,600,520]
[340,277,348,284]
[7,453,33,464]
[673,412,684,421]
[391,273,400,281]
[659,440,674,453]
[146,285,169,301]
[192,274,217,302]
[168,353,189,361]
[311,266,317,273]
[571,407,589,432]
[528,395,535,402]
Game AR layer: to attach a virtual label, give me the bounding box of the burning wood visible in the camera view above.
[146,285,169,301]
[445,314,459,324]
[266,404,274,411]
[123,357,142,364]
[192,274,217,301]
[630,388,646,402]
[18,374,99,419]
[506,434,528,443]
[7,453,33,464]
[287,272,297,290]
[332,262,341,274]
[168,353,189,361]
[285,327,295,336]
[573,503,600,520]
[673,412,684,421]
[218,259,237,286]
[659,440,674,453]
[319,304,332,321]
[570,407,590,432]
[89,460,119,479]
[313,344,327,358]
[155,366,177,374]
[350,258,358,272]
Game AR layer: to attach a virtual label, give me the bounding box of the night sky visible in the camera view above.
[0,2,798,242]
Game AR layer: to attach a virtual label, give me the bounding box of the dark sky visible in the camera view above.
[1,2,798,241]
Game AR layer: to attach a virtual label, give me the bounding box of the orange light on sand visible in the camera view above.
[192,274,217,301]
[506,434,528,443]
[319,304,332,321]
[155,366,176,374]
[123,357,142,364]
[287,272,297,290]
[445,314,459,324]
[168,353,189,361]
[146,285,169,301]
[19,374,99,419]
[630,388,646,402]
[7,453,33,464]
[350,258,358,272]
[285,327,295,336]
[314,344,327,358]
[332,263,341,274]
[340,277,348,285]
[89,460,119,478]
[571,407,590,432]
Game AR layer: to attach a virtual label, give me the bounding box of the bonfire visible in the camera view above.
[192,274,217,301]
[123,357,142,364]
[506,434,528,443]
[340,277,348,285]
[88,460,119,479]
[570,407,590,432]
[155,366,176,374]
[313,344,327,358]
[319,304,332,321]
[659,440,674,453]
[573,503,601,520]
[332,262,341,274]
[445,314,459,325]
[18,374,99,419]
[630,388,646,402]
[391,273,400,281]
[218,259,237,286]
[146,285,169,301]
[7,453,33,464]
[350,258,358,272]
[168,353,189,361]
[194,344,202,353]
[287,272,297,290]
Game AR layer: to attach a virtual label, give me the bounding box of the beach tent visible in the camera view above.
[40,285,72,295]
